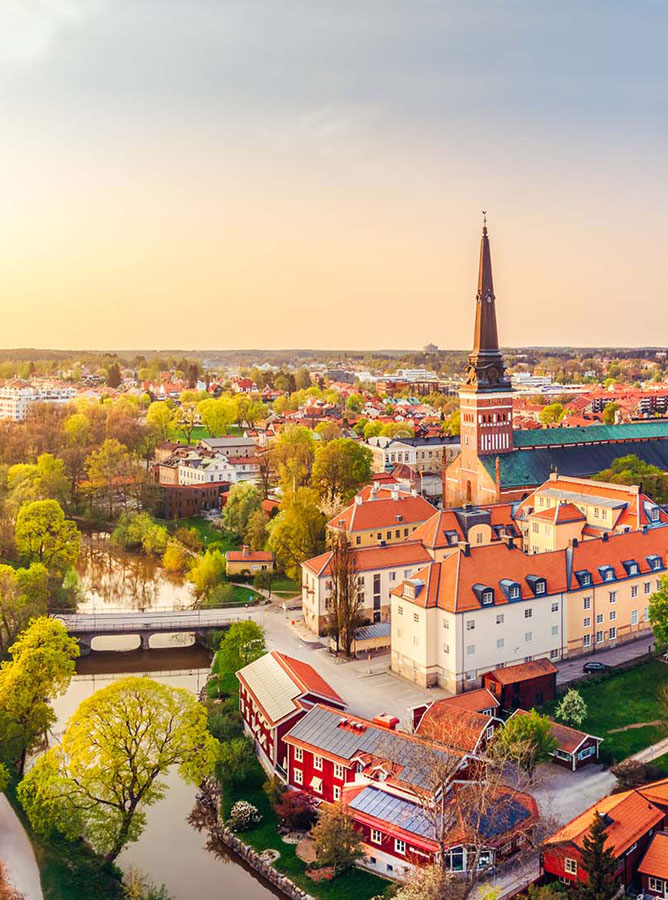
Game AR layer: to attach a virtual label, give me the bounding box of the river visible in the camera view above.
[49,538,278,899]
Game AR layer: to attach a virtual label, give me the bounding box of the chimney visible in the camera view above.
[569,537,579,548]
[355,495,363,506]
[602,532,608,542]
[373,713,399,731]
[458,540,470,556]
[242,544,250,557]
[501,534,515,550]
[391,487,399,501]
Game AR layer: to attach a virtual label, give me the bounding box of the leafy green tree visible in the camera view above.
[495,710,557,778]
[573,813,619,900]
[197,398,236,438]
[0,762,9,794]
[6,453,69,515]
[649,573,668,651]
[244,508,269,551]
[172,399,198,445]
[594,454,668,503]
[162,541,189,573]
[538,403,565,426]
[311,800,364,875]
[311,438,372,503]
[314,421,342,442]
[269,426,315,492]
[146,402,173,441]
[346,393,364,412]
[363,420,383,439]
[217,620,265,671]
[253,570,273,599]
[0,563,49,655]
[327,534,364,656]
[123,868,172,900]
[215,736,257,785]
[106,361,122,388]
[380,422,414,438]
[602,402,620,426]
[267,488,326,579]
[15,500,81,574]
[18,677,218,862]
[85,438,134,517]
[445,407,461,436]
[0,617,78,773]
[221,482,262,538]
[188,550,226,600]
[555,689,588,728]
[235,396,265,430]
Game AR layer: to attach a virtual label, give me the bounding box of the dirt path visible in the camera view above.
[0,793,43,900]
[608,720,663,733]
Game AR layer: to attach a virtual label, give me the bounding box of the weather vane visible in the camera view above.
[482,209,487,228]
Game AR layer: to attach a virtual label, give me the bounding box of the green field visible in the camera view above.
[170,424,244,445]
[547,660,668,762]
[167,516,240,552]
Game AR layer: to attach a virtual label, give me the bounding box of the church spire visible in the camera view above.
[464,214,510,392]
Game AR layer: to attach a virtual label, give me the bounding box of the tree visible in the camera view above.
[314,421,342,442]
[363,420,383,439]
[197,398,236,438]
[610,759,666,793]
[602,402,620,426]
[15,500,81,574]
[187,550,226,600]
[235,396,265,430]
[445,407,461,436]
[0,563,49,655]
[649,574,668,652]
[312,439,372,503]
[221,482,262,538]
[123,869,172,900]
[6,453,69,515]
[327,535,364,656]
[0,617,78,773]
[267,487,326,579]
[215,736,257,785]
[394,865,459,900]
[254,570,273,599]
[594,454,668,503]
[172,400,198,445]
[106,361,122,388]
[269,426,315,492]
[495,710,557,778]
[217,620,265,671]
[18,677,218,862]
[146,402,173,441]
[85,438,135,517]
[245,508,269,551]
[555,689,588,728]
[274,789,316,830]
[572,813,619,900]
[162,541,189,573]
[310,801,363,875]
[538,403,565,426]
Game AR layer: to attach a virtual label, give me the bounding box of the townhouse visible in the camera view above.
[236,651,345,776]
[327,483,436,548]
[390,523,667,693]
[301,541,432,635]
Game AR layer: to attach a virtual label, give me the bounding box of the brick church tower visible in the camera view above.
[455,216,514,504]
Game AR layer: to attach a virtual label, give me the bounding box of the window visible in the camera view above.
[596,630,604,644]
[390,572,396,582]
[525,608,533,619]
[467,644,475,655]
[649,878,664,894]
[551,602,559,613]
[333,786,341,801]
[551,625,559,635]
[497,638,505,649]
[395,839,406,855]
[496,614,505,625]
[583,634,591,648]
[596,613,604,624]
[466,670,475,681]
[294,747,303,763]
[645,582,651,594]
[294,768,303,785]
[482,590,493,605]
[466,620,475,631]
[535,582,546,595]
[487,726,495,740]
[610,610,616,621]
[645,607,650,622]
[584,617,591,628]
[594,507,600,519]
[397,606,403,616]
[605,570,614,581]
[609,591,617,603]
[476,532,483,544]
[532,522,539,534]
[443,644,450,654]
[371,829,382,845]
[334,763,344,780]
[584,597,591,610]
[314,755,323,771]
[609,626,617,640]
[443,618,449,629]
[413,613,419,623]
[631,609,639,625]
[631,585,638,598]
[564,858,578,876]
[550,648,559,659]
[510,586,520,600]
[525,632,533,642]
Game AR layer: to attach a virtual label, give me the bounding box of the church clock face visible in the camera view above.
[487,366,499,383]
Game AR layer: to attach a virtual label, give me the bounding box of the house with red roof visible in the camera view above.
[226,545,274,576]
[639,831,668,898]
[507,709,602,771]
[327,483,436,548]
[236,651,345,776]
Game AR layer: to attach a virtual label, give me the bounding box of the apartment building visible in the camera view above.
[0,382,77,421]
[327,483,436,548]
[366,435,460,475]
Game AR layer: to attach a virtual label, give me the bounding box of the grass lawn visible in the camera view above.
[546,660,668,762]
[270,576,301,595]
[167,516,241,552]
[169,424,245,445]
[6,785,123,900]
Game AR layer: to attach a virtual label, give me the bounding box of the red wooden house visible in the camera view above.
[508,709,602,772]
[236,651,345,776]
[483,658,558,711]
[639,832,668,898]
[543,789,664,890]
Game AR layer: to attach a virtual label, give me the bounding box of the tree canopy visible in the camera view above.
[15,500,81,574]
[311,438,372,503]
[594,454,668,503]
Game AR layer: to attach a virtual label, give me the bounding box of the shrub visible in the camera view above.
[173,526,204,552]
[263,775,286,808]
[162,541,189,573]
[207,705,243,743]
[205,582,236,607]
[611,758,667,792]
[275,789,317,830]
[216,737,257,785]
[228,800,262,832]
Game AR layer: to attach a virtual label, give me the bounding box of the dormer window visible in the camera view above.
[650,507,661,522]
[500,579,522,601]
[647,555,663,571]
[473,583,494,605]
[510,586,520,600]
[622,560,639,577]
[482,591,493,605]
[526,575,546,596]
[575,570,592,587]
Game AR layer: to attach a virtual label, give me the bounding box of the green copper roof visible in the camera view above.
[482,438,668,489]
[513,421,668,448]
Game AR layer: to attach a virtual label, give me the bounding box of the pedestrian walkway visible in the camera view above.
[630,734,668,764]
[0,793,43,900]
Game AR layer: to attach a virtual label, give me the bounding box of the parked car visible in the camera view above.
[583,661,610,673]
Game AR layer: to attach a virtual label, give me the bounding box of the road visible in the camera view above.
[53,606,265,634]
[0,793,42,900]
[556,634,654,685]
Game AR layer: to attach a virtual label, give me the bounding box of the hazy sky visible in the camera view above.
[2,1,668,351]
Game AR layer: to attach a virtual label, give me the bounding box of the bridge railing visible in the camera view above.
[53,613,261,632]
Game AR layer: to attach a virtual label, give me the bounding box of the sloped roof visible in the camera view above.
[415,703,491,752]
[510,709,601,754]
[328,485,436,533]
[545,789,664,857]
[434,688,500,713]
[485,657,557,686]
[639,832,668,879]
[530,502,586,524]
[302,541,431,577]
[514,421,668,448]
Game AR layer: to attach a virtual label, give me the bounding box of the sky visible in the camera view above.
[1,1,668,352]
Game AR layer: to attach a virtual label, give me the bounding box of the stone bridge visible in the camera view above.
[53,608,264,651]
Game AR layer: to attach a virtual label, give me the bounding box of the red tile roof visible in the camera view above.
[639,832,668,880]
[415,703,492,752]
[545,789,664,858]
[226,549,274,562]
[302,541,431,578]
[328,485,436,533]
[485,658,557,686]
[510,709,601,754]
[435,689,500,713]
[273,653,344,706]
[531,502,586,524]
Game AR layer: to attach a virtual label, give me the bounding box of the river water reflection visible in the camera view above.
[57,538,277,899]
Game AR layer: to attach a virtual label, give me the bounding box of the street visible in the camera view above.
[556,634,654,685]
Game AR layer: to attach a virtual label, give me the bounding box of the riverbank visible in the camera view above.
[0,792,43,900]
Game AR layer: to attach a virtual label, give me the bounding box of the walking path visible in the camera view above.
[630,734,668,764]
[0,793,43,900]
